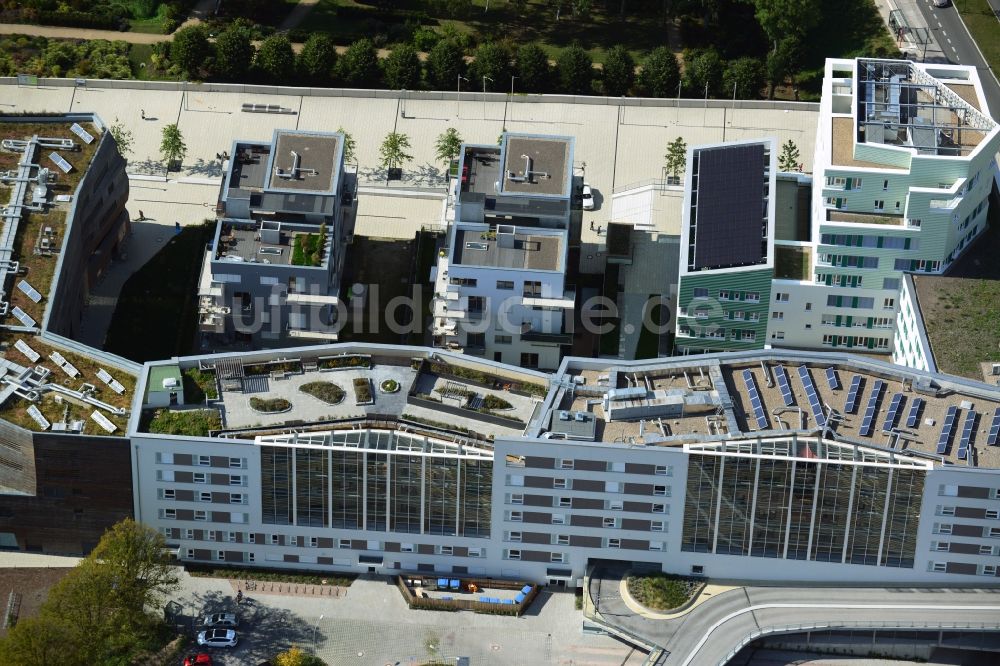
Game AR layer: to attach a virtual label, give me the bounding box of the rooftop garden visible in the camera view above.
[181,367,218,403]
[353,377,373,405]
[9,209,66,325]
[0,122,103,195]
[249,397,292,414]
[291,227,325,267]
[774,245,811,281]
[300,381,345,405]
[142,408,222,437]
[423,360,546,397]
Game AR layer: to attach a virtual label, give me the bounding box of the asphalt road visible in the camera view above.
[912,0,1000,115]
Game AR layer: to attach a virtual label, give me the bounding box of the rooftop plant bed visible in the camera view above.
[482,394,513,411]
[353,377,373,405]
[626,573,701,612]
[380,379,400,393]
[299,381,345,405]
[144,408,222,437]
[318,354,371,370]
[186,564,355,587]
[182,367,218,403]
[291,228,325,267]
[242,360,302,376]
[249,397,292,414]
[424,361,546,397]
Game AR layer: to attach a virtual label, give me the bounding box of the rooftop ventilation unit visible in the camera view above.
[559,410,571,421]
[162,377,178,389]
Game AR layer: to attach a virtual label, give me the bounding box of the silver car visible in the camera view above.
[582,184,595,210]
[202,612,239,629]
[197,628,238,648]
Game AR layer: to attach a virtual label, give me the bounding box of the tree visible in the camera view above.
[602,45,635,97]
[556,45,593,95]
[383,43,421,90]
[779,139,801,172]
[664,136,687,184]
[515,43,550,93]
[256,33,295,84]
[108,117,133,157]
[723,57,765,100]
[435,127,464,166]
[298,33,337,85]
[160,123,186,167]
[214,19,255,81]
[427,39,466,90]
[338,38,381,88]
[765,36,800,99]
[751,0,820,52]
[637,47,680,98]
[337,127,356,164]
[170,25,211,77]
[684,48,723,98]
[274,646,326,666]
[88,519,179,620]
[470,42,511,91]
[379,132,413,171]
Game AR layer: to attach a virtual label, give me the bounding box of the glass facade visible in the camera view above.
[259,430,492,538]
[681,444,924,568]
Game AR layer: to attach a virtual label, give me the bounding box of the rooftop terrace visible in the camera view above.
[265,131,340,193]
[215,222,327,268]
[501,136,571,197]
[453,227,563,271]
[460,146,501,196]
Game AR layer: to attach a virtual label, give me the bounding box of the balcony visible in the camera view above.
[521,290,575,309]
[520,325,572,345]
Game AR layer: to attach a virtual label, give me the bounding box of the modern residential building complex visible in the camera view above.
[674,139,776,354]
[431,133,575,370]
[200,129,355,346]
[129,343,1000,585]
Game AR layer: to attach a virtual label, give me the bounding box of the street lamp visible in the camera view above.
[312,614,324,654]
[482,76,493,119]
[504,76,517,130]
[456,75,468,118]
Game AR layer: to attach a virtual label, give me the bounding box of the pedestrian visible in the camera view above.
[140,109,145,119]
[236,589,243,605]
[590,220,594,231]
[137,209,144,221]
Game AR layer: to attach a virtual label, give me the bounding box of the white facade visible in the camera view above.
[893,274,935,372]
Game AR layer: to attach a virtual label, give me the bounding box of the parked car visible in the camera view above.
[582,184,595,210]
[932,0,950,6]
[202,612,239,628]
[196,629,238,648]
[183,654,212,666]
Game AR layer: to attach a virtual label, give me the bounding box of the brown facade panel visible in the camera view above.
[522,511,552,524]
[417,544,434,555]
[572,497,603,510]
[525,457,555,469]
[317,537,334,548]
[384,542,400,552]
[210,456,230,468]
[524,476,553,489]
[948,542,984,555]
[351,540,368,550]
[624,501,653,512]
[211,511,231,523]
[176,509,194,521]
[174,471,193,483]
[521,532,551,545]
[622,518,652,531]
[957,486,990,499]
[212,492,229,503]
[318,557,333,565]
[625,463,656,475]
[193,548,212,560]
[574,459,606,472]
[573,479,604,492]
[951,524,983,538]
[174,454,193,466]
[955,507,987,519]
[175,489,194,501]
[284,554,300,563]
[570,514,603,528]
[453,546,468,557]
[522,549,551,563]
[225,550,243,562]
[624,482,654,495]
[945,561,977,575]
[523,494,553,507]
[620,539,649,550]
[210,473,231,485]
[569,535,602,548]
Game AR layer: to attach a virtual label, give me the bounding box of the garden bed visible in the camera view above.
[317,354,372,371]
[242,360,302,376]
[143,408,222,437]
[625,573,702,612]
[353,377,373,405]
[182,368,218,403]
[380,379,400,393]
[299,381,345,405]
[420,360,546,397]
[248,397,292,414]
[186,564,355,587]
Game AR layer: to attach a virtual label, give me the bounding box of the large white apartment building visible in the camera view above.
[431,133,576,370]
[770,58,999,354]
[131,343,1000,586]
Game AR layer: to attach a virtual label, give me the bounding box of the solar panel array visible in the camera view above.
[858,379,885,437]
[988,408,1000,447]
[906,397,924,428]
[797,366,826,428]
[742,369,769,430]
[16,280,42,304]
[10,306,36,329]
[826,367,840,391]
[936,406,958,455]
[49,151,72,173]
[882,393,905,433]
[774,366,794,407]
[845,375,863,413]
[957,411,977,460]
[69,122,94,144]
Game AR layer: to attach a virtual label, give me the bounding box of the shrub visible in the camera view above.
[380,379,400,393]
[317,355,371,369]
[300,381,345,405]
[249,397,292,413]
[626,573,699,611]
[145,408,222,436]
[482,394,513,411]
[353,377,373,404]
[182,367,217,403]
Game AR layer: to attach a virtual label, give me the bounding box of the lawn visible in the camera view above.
[774,245,811,281]
[954,0,1000,79]
[338,236,418,344]
[142,408,222,436]
[182,367,218,403]
[105,222,215,363]
[634,297,665,360]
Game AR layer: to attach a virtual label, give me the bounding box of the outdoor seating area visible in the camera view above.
[397,575,540,616]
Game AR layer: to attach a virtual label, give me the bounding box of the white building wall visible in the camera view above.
[893,274,935,372]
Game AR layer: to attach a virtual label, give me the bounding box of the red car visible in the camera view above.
[184,654,212,666]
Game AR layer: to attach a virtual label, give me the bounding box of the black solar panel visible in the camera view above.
[797,366,826,428]
[826,367,840,391]
[742,369,769,430]
[882,393,904,433]
[936,406,958,455]
[906,397,924,429]
[775,366,794,407]
[958,411,977,460]
[859,379,884,437]
[988,408,1000,447]
[845,375,862,414]
[691,144,767,271]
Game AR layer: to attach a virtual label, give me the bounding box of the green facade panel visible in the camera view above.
[676,267,773,352]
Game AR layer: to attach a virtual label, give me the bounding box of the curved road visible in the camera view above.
[589,565,1000,666]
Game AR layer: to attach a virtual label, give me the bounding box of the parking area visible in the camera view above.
[171,569,642,666]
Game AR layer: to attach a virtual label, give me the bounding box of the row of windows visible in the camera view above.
[819,315,893,329]
[929,562,998,576]
[678,327,756,342]
[936,506,1000,519]
[156,453,246,468]
[939,485,1000,499]
[691,309,761,322]
[893,258,941,273]
[934,524,1000,537]
[158,489,247,503]
[507,477,670,493]
[931,541,999,555]
[818,254,879,269]
[506,494,672,512]
[504,524,667,544]
[506,506,668,523]
[821,335,890,350]
[820,234,916,250]
[160,509,248,522]
[157,471,246,485]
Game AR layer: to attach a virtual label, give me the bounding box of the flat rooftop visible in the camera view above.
[227,142,270,197]
[265,131,340,193]
[501,136,570,197]
[461,146,501,196]
[453,227,563,271]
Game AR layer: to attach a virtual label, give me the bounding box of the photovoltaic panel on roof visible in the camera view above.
[774,366,794,407]
[957,411,977,460]
[845,375,862,414]
[690,143,767,271]
[742,369,769,430]
[937,406,958,455]
[859,379,884,437]
[906,397,924,429]
[988,408,1000,447]
[826,367,840,391]
[882,393,904,433]
[796,366,826,428]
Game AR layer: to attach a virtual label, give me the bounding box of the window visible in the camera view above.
[986,509,999,520]
[193,472,207,484]
[550,552,565,563]
[494,335,512,344]
[607,538,621,549]
[653,485,669,497]
[718,290,730,300]
[805,302,812,311]
[907,218,921,228]
[931,562,947,572]
[507,549,521,560]
[213,551,224,562]
[520,353,539,369]
[745,292,760,303]
[652,503,666,514]
[509,511,523,522]
[655,465,670,476]
[551,514,566,525]
[206,530,216,541]
[232,493,247,505]
[771,332,785,341]
[269,534,280,545]
[651,520,665,532]
[874,200,884,211]
[935,524,952,535]
[439,545,453,556]
[227,532,237,543]
[982,565,997,576]
[990,527,1000,538]
[199,491,212,502]
[883,277,900,290]
[184,529,194,539]
[882,179,889,191]
[229,458,243,469]
[553,478,568,489]
[506,531,522,543]
[161,508,176,520]
[468,547,483,558]
[509,493,523,505]
[603,517,618,528]
[159,488,176,500]
[938,506,956,516]
[161,527,173,538]
[558,497,572,508]
[156,452,174,464]
[559,459,574,470]
[185,549,195,559]
[339,539,352,548]
[194,510,208,521]
[230,475,243,486]
[248,533,255,544]
[259,276,279,286]
[883,298,895,309]
[450,277,477,287]
[198,455,211,466]
[771,311,784,320]
[933,542,949,552]
[775,292,789,302]
[496,280,514,290]
[556,534,570,546]
[609,500,624,511]
[156,470,175,482]
[981,545,995,555]
[693,287,708,298]
[522,281,541,297]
